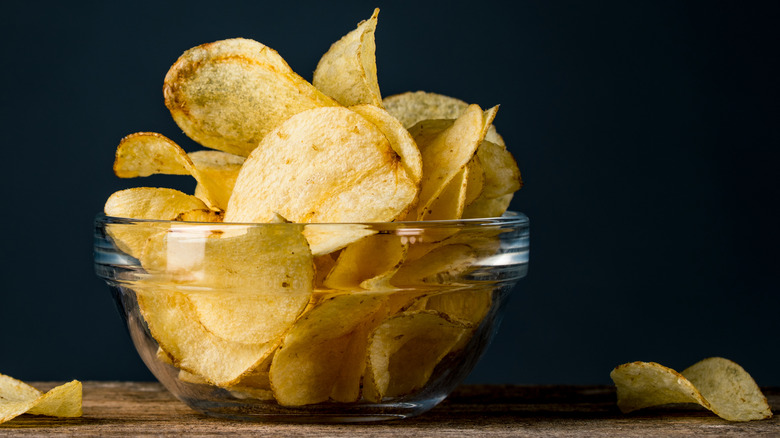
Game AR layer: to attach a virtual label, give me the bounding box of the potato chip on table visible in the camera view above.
[0,374,81,424]
[611,357,773,421]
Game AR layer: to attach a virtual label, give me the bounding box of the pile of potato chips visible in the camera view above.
[611,358,772,422]
[0,374,81,424]
[104,9,522,406]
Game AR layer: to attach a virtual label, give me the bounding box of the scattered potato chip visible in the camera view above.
[164,38,338,156]
[314,9,382,107]
[269,292,387,406]
[364,310,469,401]
[225,106,417,227]
[1,374,82,424]
[610,358,772,422]
[383,91,504,145]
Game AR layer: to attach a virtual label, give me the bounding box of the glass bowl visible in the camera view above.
[94,212,529,422]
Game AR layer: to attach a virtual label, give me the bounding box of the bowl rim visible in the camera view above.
[95,211,529,227]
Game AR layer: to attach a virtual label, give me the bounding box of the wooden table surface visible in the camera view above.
[1,382,777,436]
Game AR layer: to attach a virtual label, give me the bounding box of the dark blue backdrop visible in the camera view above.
[0,1,777,386]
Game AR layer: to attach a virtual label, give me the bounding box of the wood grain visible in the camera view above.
[1,383,777,437]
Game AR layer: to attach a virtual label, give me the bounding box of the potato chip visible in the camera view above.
[136,289,278,386]
[189,150,245,209]
[313,9,382,107]
[104,187,208,258]
[139,223,313,345]
[324,233,408,291]
[113,133,216,209]
[463,193,513,219]
[392,244,477,286]
[1,374,81,424]
[174,208,224,222]
[474,140,522,199]
[682,357,773,422]
[269,292,387,406]
[164,38,338,156]
[610,358,772,422]
[383,91,504,145]
[349,103,422,184]
[422,165,469,221]
[225,106,417,227]
[302,224,375,257]
[464,155,485,206]
[406,105,497,220]
[364,310,469,401]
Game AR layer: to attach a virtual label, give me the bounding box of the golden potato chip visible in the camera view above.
[113,132,226,209]
[364,310,469,401]
[610,358,772,422]
[225,106,417,227]
[682,357,773,422]
[303,223,375,257]
[269,292,387,406]
[313,252,337,288]
[104,187,208,258]
[392,244,477,286]
[383,91,504,145]
[189,150,245,209]
[406,105,497,220]
[474,140,522,199]
[164,38,338,156]
[464,155,485,206]
[422,165,469,221]
[313,9,382,107]
[422,288,493,327]
[1,375,82,424]
[174,208,224,222]
[349,103,422,184]
[140,223,314,345]
[136,289,278,386]
[324,234,408,291]
[463,193,513,219]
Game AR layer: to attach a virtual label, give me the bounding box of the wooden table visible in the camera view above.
[1,382,777,436]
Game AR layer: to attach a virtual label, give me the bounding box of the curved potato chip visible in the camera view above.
[0,375,82,424]
[189,150,245,209]
[423,165,469,221]
[225,106,417,227]
[104,187,208,258]
[113,132,228,209]
[314,9,381,107]
[139,223,313,345]
[682,357,773,422]
[392,244,477,286]
[136,289,278,386]
[303,223,375,256]
[324,233,408,291]
[269,292,387,406]
[349,103,422,184]
[406,105,497,220]
[610,358,772,422]
[364,310,468,401]
[164,38,338,156]
[174,208,224,222]
[463,193,513,219]
[383,91,504,145]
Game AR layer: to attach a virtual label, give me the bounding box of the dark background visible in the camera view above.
[0,1,777,386]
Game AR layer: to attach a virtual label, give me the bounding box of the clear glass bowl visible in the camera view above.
[94,212,529,422]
